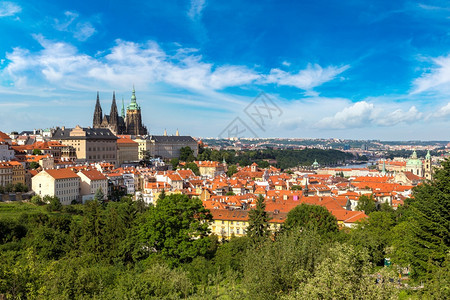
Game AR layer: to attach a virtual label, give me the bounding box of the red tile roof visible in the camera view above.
[45,168,79,179]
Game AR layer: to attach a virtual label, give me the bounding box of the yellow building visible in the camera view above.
[117,136,139,165]
[195,161,226,178]
[52,126,118,166]
[8,161,25,185]
[209,209,286,240]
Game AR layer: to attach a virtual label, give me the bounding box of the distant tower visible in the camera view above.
[176,129,179,136]
[303,177,309,197]
[109,91,119,134]
[125,86,148,136]
[164,129,167,136]
[381,160,387,175]
[424,150,432,180]
[93,91,103,128]
[121,97,125,119]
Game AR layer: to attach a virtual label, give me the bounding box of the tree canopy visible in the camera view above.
[284,203,338,235]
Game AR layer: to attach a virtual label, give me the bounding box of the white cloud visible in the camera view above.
[315,101,423,129]
[188,0,207,20]
[2,36,344,95]
[316,101,374,129]
[0,2,21,17]
[376,106,422,126]
[73,22,96,41]
[263,63,349,90]
[413,55,450,94]
[54,11,96,41]
[433,102,450,118]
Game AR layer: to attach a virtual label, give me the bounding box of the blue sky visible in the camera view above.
[1,0,450,140]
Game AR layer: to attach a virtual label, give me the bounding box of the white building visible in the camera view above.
[32,169,80,205]
[77,169,108,202]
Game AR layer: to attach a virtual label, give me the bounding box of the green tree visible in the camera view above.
[158,189,166,201]
[349,211,395,266]
[29,161,39,169]
[179,146,194,162]
[80,200,105,255]
[226,165,238,177]
[247,195,271,244]
[170,158,179,170]
[284,203,338,236]
[32,149,42,155]
[356,194,377,214]
[243,230,323,299]
[44,196,62,212]
[94,188,105,202]
[391,159,450,279]
[287,243,398,299]
[290,185,302,191]
[185,162,200,176]
[30,195,44,205]
[139,194,212,266]
[13,183,28,193]
[4,183,14,193]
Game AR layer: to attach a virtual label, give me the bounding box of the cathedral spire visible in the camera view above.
[93,91,103,128]
[127,85,139,110]
[121,97,125,118]
[109,91,119,133]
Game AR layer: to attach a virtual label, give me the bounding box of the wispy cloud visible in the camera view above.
[433,102,450,118]
[263,63,349,91]
[2,36,344,96]
[315,101,422,129]
[413,55,450,94]
[54,11,96,41]
[187,0,207,21]
[0,1,21,17]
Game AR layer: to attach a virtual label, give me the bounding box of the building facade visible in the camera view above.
[52,126,118,166]
[78,169,108,202]
[148,135,198,159]
[32,169,80,205]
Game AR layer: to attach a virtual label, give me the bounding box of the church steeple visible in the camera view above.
[93,91,103,128]
[127,85,139,110]
[109,91,119,133]
[121,97,125,118]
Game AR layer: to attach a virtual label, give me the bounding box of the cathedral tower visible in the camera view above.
[109,91,119,133]
[126,87,147,136]
[93,91,103,128]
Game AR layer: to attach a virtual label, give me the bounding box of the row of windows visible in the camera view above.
[88,154,116,159]
[56,189,77,195]
[88,147,115,151]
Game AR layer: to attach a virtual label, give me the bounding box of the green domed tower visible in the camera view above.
[406,150,423,177]
[125,86,148,135]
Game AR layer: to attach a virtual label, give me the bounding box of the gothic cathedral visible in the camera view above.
[93,87,148,136]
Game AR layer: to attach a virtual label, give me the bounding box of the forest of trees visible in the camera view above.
[187,146,358,170]
[1,161,449,298]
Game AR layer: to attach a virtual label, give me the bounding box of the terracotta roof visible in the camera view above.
[45,168,79,179]
[0,131,10,140]
[117,137,137,144]
[79,169,107,181]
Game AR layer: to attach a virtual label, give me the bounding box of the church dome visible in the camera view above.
[406,150,422,167]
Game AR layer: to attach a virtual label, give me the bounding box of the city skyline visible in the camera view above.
[1,1,450,140]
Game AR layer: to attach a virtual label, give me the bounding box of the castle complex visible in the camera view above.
[93,87,148,136]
